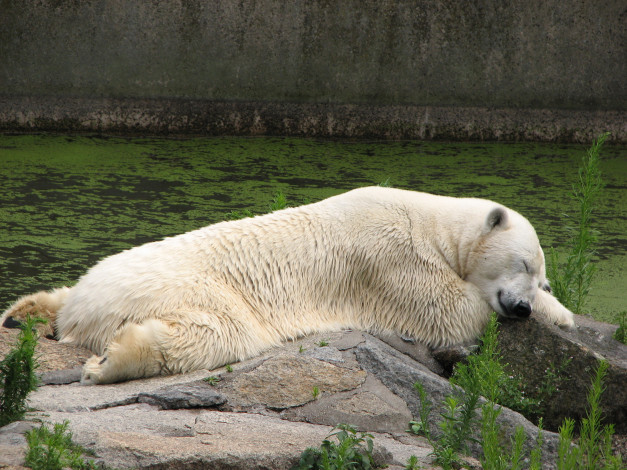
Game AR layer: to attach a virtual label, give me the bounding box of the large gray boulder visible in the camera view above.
[498,314,627,433]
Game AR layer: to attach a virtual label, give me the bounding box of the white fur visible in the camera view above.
[1,187,574,384]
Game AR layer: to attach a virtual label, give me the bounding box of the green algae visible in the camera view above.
[0,135,625,323]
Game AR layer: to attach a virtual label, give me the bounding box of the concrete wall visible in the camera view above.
[1,0,625,141]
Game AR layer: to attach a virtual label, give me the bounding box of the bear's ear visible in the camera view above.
[485,207,508,232]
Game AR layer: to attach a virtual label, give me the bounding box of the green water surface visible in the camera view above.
[1,135,625,323]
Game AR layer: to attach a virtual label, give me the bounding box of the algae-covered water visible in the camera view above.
[1,135,625,323]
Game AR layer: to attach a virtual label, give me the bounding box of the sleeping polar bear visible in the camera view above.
[1,187,574,384]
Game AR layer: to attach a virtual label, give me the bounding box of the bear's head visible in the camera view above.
[465,206,551,320]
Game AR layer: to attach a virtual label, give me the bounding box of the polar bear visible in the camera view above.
[1,187,574,384]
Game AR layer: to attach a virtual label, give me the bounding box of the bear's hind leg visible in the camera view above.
[81,310,266,385]
[1,287,70,338]
[81,319,168,385]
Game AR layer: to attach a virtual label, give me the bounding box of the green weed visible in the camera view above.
[317,340,329,347]
[412,315,546,468]
[556,361,622,469]
[549,132,608,314]
[203,376,220,386]
[576,360,622,469]
[24,421,97,470]
[225,364,233,373]
[269,191,288,212]
[404,455,421,469]
[223,190,289,221]
[0,315,44,427]
[450,314,539,417]
[613,311,626,345]
[312,386,320,400]
[409,382,479,469]
[223,208,255,221]
[292,424,376,470]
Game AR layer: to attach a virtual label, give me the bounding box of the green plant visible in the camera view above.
[24,421,97,470]
[408,383,432,439]
[203,375,220,386]
[223,208,255,221]
[450,314,539,417]
[292,424,377,470]
[537,358,571,403]
[613,311,626,345]
[269,191,288,212]
[378,179,392,187]
[404,455,421,469]
[409,382,479,469]
[317,340,329,347]
[480,401,528,470]
[578,360,621,469]
[0,315,44,426]
[557,360,622,470]
[299,345,307,353]
[312,386,320,400]
[558,418,582,470]
[529,418,544,470]
[549,132,608,314]
[412,315,550,469]
[225,364,233,373]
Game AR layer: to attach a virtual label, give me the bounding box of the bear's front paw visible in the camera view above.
[81,355,107,385]
[556,311,576,330]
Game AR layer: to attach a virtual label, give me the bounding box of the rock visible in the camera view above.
[217,355,366,410]
[0,421,38,468]
[498,314,627,433]
[355,334,562,468]
[303,345,345,364]
[137,382,227,409]
[27,369,212,412]
[0,327,93,373]
[2,320,625,469]
[432,344,475,377]
[376,332,445,376]
[18,406,432,470]
[39,367,83,385]
[282,375,414,434]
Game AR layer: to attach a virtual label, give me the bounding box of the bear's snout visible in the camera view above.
[497,291,532,319]
[512,300,531,318]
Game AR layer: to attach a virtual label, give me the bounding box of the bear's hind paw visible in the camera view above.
[81,355,107,385]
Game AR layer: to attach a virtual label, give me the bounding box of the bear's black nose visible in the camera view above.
[512,301,531,318]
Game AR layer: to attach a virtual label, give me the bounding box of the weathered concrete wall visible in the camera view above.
[1,0,625,141]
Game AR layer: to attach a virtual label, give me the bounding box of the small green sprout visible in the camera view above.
[203,376,220,386]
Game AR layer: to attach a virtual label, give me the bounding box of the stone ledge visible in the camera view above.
[1,96,625,143]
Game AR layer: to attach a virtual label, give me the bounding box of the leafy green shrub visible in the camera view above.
[292,424,377,470]
[0,315,44,427]
[549,132,608,315]
[25,420,97,470]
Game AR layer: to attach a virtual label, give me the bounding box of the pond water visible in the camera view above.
[1,134,625,323]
